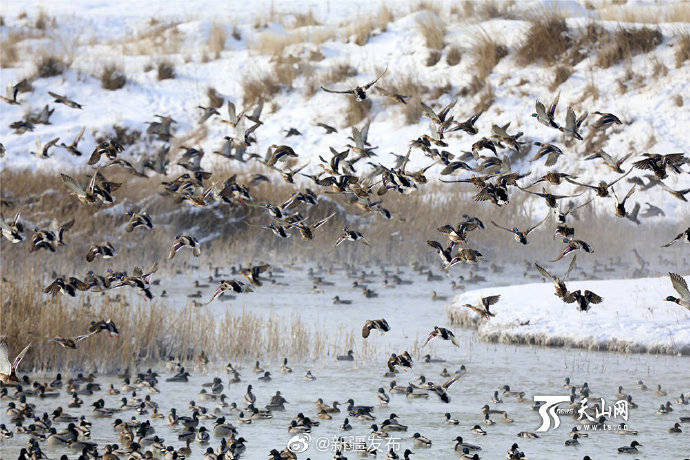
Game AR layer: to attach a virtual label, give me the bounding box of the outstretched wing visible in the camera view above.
[526,214,548,235]
[321,86,354,95]
[441,372,464,390]
[564,255,577,280]
[670,273,690,300]
[0,338,11,375]
[12,343,31,371]
[534,263,555,282]
[61,174,85,196]
[490,220,514,234]
[362,66,388,90]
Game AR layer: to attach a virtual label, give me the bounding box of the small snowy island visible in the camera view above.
[447,275,690,355]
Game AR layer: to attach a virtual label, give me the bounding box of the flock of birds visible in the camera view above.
[1,60,690,460]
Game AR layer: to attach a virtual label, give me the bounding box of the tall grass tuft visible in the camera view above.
[416,11,446,50]
[516,11,570,66]
[100,64,127,90]
[596,25,662,68]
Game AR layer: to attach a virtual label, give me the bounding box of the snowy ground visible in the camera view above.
[448,275,690,355]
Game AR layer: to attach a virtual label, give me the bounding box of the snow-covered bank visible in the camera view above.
[447,275,690,355]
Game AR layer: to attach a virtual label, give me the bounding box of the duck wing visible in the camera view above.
[61,174,85,196]
[321,86,354,95]
[0,337,12,375]
[362,66,387,90]
[670,273,690,300]
[12,343,31,371]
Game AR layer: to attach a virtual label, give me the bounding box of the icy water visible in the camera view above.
[2,265,689,459]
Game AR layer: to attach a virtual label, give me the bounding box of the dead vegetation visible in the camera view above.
[596,25,662,69]
[34,53,70,78]
[100,64,127,90]
[674,29,690,67]
[0,282,352,373]
[446,46,462,66]
[595,2,690,24]
[416,11,446,50]
[471,30,508,80]
[241,71,281,106]
[157,61,176,80]
[208,23,227,59]
[550,64,573,91]
[516,12,571,66]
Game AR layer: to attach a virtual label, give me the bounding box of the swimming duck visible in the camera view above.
[517,431,539,439]
[564,434,580,446]
[338,417,352,431]
[617,440,642,454]
[441,412,459,425]
[454,436,481,451]
[381,413,407,431]
[377,387,390,406]
[258,371,271,382]
[332,295,352,305]
[656,384,668,396]
[490,391,503,403]
[304,370,316,381]
[471,424,486,435]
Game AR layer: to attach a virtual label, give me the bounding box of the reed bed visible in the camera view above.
[0,282,354,373]
[0,168,684,279]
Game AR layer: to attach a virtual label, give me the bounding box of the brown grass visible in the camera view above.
[345,97,372,126]
[34,53,69,78]
[0,33,22,67]
[305,62,358,97]
[100,64,127,90]
[516,12,571,66]
[674,94,683,107]
[253,27,335,57]
[446,46,462,66]
[0,169,685,285]
[241,71,281,106]
[157,61,176,80]
[0,282,351,373]
[674,29,690,68]
[596,25,662,69]
[208,23,227,59]
[425,49,442,66]
[292,10,321,28]
[550,64,573,90]
[416,11,446,50]
[376,4,395,32]
[596,3,690,23]
[381,74,429,124]
[34,10,51,30]
[471,30,508,80]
